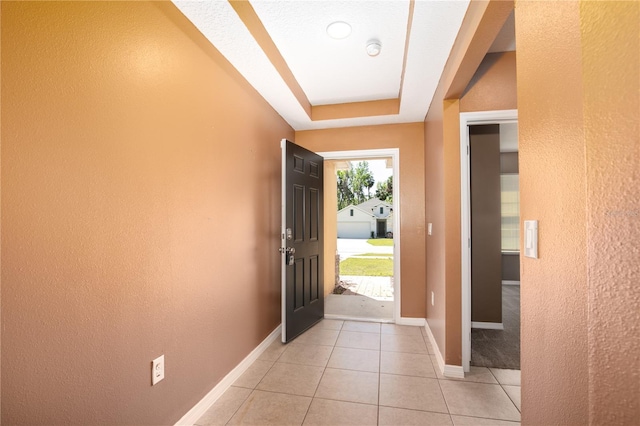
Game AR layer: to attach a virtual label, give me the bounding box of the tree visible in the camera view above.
[352,162,375,203]
[337,169,355,210]
[336,161,376,209]
[375,175,393,203]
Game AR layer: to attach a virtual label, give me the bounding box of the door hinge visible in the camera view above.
[468,238,471,248]
[466,145,469,155]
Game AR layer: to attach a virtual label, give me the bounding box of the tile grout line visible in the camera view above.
[224,321,467,426]
[300,320,343,425]
[223,342,286,426]
[436,369,521,423]
[230,323,339,425]
[423,334,455,424]
[453,412,522,423]
[500,382,521,414]
[221,387,252,426]
[435,373,453,418]
[487,366,521,414]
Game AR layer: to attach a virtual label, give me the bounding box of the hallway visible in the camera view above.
[195,320,521,425]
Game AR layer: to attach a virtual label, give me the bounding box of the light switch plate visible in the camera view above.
[427,223,433,236]
[524,220,538,259]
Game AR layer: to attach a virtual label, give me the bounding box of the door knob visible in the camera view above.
[284,247,295,265]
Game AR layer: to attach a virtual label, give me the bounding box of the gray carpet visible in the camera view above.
[471,285,520,369]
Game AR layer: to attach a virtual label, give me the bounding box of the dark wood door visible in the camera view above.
[469,125,503,324]
[281,140,324,343]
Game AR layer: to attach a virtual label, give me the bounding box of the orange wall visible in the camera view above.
[424,118,446,349]
[460,52,518,113]
[515,2,588,422]
[296,123,426,318]
[581,2,639,422]
[323,161,338,297]
[1,2,293,424]
[425,49,517,362]
[516,0,639,423]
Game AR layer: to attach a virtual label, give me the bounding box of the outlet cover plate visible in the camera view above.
[152,355,165,385]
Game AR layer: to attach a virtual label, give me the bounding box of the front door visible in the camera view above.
[281,140,324,343]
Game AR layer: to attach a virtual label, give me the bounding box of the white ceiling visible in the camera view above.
[251,1,410,106]
[173,0,472,130]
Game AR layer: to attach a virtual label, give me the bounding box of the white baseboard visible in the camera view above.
[175,325,282,426]
[397,317,427,327]
[443,364,465,378]
[423,321,444,373]
[424,321,465,379]
[502,280,520,286]
[472,321,504,330]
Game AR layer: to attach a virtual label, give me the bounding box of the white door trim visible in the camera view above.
[460,110,517,372]
[280,139,288,342]
[318,148,401,324]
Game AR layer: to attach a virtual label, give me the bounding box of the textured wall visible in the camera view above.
[517,1,640,422]
[1,2,293,424]
[516,2,589,422]
[580,2,640,424]
[581,3,640,422]
[460,52,518,113]
[296,123,426,318]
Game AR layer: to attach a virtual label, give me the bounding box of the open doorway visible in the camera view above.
[460,110,520,372]
[318,149,400,323]
[333,159,394,321]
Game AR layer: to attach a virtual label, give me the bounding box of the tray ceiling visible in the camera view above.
[173,0,471,130]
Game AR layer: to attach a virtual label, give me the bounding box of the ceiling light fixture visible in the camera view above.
[326,21,352,39]
[366,40,382,57]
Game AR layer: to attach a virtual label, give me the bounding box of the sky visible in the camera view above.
[350,159,392,186]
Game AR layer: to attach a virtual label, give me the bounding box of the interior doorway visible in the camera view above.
[460,110,520,372]
[318,149,401,323]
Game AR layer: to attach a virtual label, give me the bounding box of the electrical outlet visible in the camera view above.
[431,291,435,306]
[152,355,165,385]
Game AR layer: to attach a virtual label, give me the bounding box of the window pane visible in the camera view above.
[501,174,520,251]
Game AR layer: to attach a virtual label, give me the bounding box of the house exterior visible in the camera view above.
[2,2,637,425]
[337,199,393,238]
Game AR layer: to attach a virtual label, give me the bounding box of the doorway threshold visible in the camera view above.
[324,314,394,324]
[324,294,394,323]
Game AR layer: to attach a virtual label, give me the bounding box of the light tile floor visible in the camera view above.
[196,320,521,426]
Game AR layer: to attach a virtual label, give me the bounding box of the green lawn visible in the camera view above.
[366,238,394,246]
[340,257,393,277]
[355,253,394,258]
